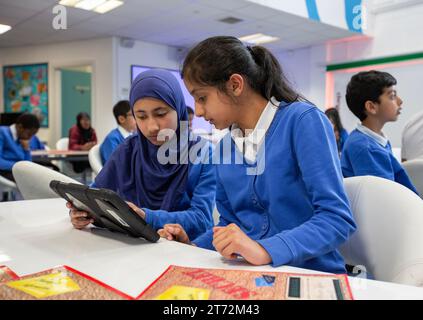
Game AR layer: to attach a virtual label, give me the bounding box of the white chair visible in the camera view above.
[55,137,73,175]
[341,176,423,286]
[392,147,402,163]
[56,137,69,150]
[0,175,18,201]
[89,144,103,176]
[12,161,80,200]
[402,159,423,198]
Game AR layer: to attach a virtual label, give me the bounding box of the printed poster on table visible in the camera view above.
[138,265,354,300]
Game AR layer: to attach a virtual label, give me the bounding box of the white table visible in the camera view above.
[1,198,423,300]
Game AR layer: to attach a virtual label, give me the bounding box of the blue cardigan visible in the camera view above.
[0,126,32,171]
[100,128,125,164]
[193,102,356,274]
[29,135,46,151]
[92,143,216,240]
[341,129,418,195]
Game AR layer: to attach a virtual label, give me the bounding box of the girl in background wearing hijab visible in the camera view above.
[67,69,216,240]
[68,112,98,173]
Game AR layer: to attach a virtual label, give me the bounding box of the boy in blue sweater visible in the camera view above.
[100,100,136,164]
[0,113,40,181]
[341,71,418,194]
[157,36,356,274]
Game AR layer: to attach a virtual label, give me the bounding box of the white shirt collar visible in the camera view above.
[356,123,389,147]
[231,97,279,162]
[9,124,18,141]
[117,125,132,139]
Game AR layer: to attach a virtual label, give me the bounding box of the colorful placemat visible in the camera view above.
[0,266,19,284]
[0,266,132,300]
[138,265,354,300]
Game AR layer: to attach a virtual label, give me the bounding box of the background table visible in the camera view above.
[31,150,89,162]
[1,199,423,300]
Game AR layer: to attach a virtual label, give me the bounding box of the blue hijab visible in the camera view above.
[95,69,192,210]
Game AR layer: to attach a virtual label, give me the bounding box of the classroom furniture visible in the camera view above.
[88,144,103,176]
[402,159,423,198]
[392,147,402,163]
[1,198,423,300]
[56,137,69,150]
[55,137,70,174]
[12,161,80,200]
[0,175,17,201]
[341,176,423,287]
[31,150,90,162]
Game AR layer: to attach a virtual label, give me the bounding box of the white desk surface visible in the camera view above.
[1,198,423,300]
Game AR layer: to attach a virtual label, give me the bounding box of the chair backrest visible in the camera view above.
[0,175,17,190]
[341,176,423,286]
[12,161,81,200]
[89,144,103,175]
[392,147,402,163]
[402,159,423,198]
[56,137,69,150]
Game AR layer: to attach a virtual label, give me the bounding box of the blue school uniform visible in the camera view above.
[339,128,349,151]
[100,128,126,164]
[0,126,32,171]
[341,126,418,195]
[29,135,46,151]
[93,69,216,241]
[193,102,356,274]
[92,136,216,240]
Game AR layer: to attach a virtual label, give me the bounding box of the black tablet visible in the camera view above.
[50,180,160,242]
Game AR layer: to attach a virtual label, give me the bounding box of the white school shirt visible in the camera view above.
[231,97,279,163]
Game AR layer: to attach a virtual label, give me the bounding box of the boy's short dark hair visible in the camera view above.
[113,100,131,124]
[16,113,40,130]
[346,70,397,121]
[186,106,194,115]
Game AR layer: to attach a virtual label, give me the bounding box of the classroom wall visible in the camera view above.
[246,0,365,33]
[280,2,423,147]
[115,38,182,102]
[0,37,114,146]
[275,45,327,110]
[0,37,185,146]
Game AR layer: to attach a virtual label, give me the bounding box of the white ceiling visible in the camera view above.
[0,0,358,52]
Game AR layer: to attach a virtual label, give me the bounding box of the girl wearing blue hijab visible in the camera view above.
[68,69,216,240]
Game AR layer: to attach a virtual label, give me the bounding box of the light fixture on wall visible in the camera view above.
[0,23,11,35]
[238,33,279,45]
[59,0,123,14]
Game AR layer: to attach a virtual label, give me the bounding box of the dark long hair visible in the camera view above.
[181,36,306,104]
[325,108,345,134]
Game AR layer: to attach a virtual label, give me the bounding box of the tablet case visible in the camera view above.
[50,180,160,242]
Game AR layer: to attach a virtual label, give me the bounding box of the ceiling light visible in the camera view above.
[238,33,279,45]
[75,0,107,11]
[0,24,11,35]
[59,0,80,6]
[94,0,123,13]
[59,0,123,13]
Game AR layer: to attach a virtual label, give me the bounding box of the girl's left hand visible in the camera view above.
[212,224,272,266]
[126,201,146,219]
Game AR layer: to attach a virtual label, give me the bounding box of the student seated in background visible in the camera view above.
[325,108,348,155]
[159,36,356,274]
[187,106,194,131]
[401,110,423,162]
[67,69,216,240]
[0,113,40,182]
[341,70,418,195]
[100,100,136,164]
[68,112,98,173]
